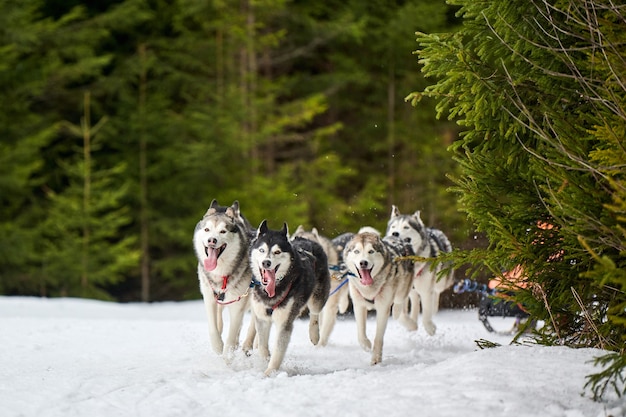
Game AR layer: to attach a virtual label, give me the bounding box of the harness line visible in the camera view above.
[328,277,349,297]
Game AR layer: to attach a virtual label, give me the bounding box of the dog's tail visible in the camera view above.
[427,228,452,254]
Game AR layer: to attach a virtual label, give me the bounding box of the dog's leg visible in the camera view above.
[395,301,418,331]
[223,301,247,358]
[338,287,350,314]
[371,301,392,365]
[353,301,372,352]
[433,291,441,314]
[217,304,224,335]
[241,310,256,355]
[255,315,272,363]
[308,312,321,345]
[319,294,340,346]
[409,288,421,325]
[420,288,437,336]
[265,319,294,376]
[201,292,224,354]
[433,270,454,315]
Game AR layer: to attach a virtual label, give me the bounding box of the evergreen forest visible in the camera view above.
[0,0,462,301]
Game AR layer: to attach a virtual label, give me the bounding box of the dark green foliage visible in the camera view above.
[413,0,625,399]
[1,0,464,302]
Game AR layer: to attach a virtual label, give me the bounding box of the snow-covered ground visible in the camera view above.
[1,296,623,417]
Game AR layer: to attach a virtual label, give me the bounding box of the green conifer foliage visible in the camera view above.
[412,0,625,398]
[42,92,138,299]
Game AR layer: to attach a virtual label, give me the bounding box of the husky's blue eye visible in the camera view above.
[259,248,265,253]
[354,250,360,254]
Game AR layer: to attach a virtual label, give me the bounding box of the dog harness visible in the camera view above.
[352,282,387,304]
[208,275,252,305]
[414,264,426,278]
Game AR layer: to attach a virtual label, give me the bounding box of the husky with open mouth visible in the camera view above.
[343,232,415,365]
[250,221,330,375]
[193,200,256,357]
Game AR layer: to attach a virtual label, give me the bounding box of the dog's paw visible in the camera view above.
[399,315,418,331]
[222,347,236,365]
[370,354,382,365]
[263,367,280,377]
[359,338,372,352]
[424,321,437,336]
[309,331,320,346]
[211,340,225,356]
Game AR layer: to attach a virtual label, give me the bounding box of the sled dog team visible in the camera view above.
[193,199,455,376]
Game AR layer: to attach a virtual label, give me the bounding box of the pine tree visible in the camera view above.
[42,92,138,299]
[0,0,114,294]
[412,0,625,398]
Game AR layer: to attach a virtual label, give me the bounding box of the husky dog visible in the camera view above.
[250,221,330,375]
[343,232,415,365]
[291,226,350,346]
[193,200,256,357]
[385,206,455,336]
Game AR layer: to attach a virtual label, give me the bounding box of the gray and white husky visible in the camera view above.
[250,221,330,375]
[343,232,416,365]
[291,225,350,346]
[385,206,455,335]
[193,200,256,357]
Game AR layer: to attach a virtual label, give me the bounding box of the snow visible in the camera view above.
[1,296,623,417]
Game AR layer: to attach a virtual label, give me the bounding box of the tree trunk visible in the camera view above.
[387,61,396,207]
[82,91,92,291]
[138,43,150,303]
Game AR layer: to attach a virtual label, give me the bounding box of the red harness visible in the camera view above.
[415,264,426,277]
[209,275,249,305]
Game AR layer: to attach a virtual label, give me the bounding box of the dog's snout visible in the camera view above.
[262,259,272,269]
[207,237,218,245]
[359,260,369,269]
[392,232,399,237]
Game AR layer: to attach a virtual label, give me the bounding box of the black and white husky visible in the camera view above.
[343,232,416,365]
[385,206,455,335]
[193,200,256,357]
[249,221,330,375]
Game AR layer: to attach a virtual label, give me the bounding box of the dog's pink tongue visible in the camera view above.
[263,269,276,298]
[359,269,374,286]
[204,248,218,271]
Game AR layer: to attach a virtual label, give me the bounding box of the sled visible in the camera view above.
[453,277,533,335]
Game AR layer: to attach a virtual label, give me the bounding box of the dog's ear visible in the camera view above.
[204,199,218,217]
[412,210,425,227]
[231,200,240,216]
[281,222,289,237]
[343,235,355,255]
[294,224,305,236]
[225,200,240,221]
[257,219,269,237]
[312,227,320,240]
[391,205,401,218]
